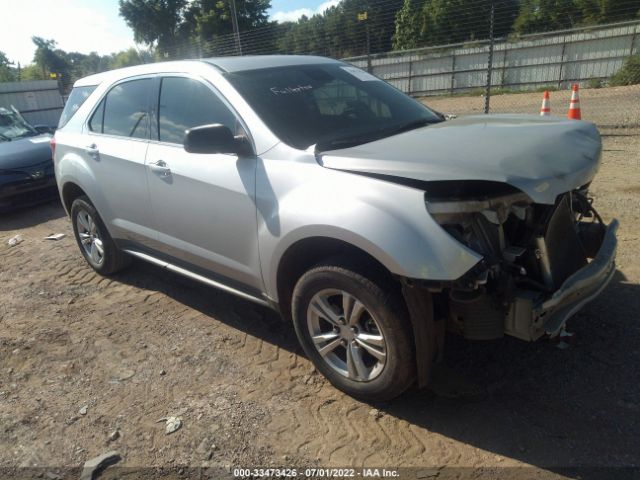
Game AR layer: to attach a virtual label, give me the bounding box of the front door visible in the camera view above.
[145,75,261,292]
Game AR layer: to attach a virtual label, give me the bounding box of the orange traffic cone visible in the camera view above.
[540,91,551,116]
[567,84,581,120]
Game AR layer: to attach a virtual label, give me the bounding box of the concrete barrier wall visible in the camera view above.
[0,80,64,127]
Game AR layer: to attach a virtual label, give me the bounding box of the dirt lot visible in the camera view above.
[1,126,639,479]
[423,84,640,128]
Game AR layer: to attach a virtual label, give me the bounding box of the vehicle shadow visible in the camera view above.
[0,199,65,232]
[114,262,639,477]
[388,269,640,477]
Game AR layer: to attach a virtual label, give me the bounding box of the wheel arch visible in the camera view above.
[275,236,397,322]
[61,181,90,215]
[274,234,439,391]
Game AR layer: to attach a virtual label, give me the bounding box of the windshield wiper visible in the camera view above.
[316,118,440,152]
[385,118,441,137]
[0,132,11,142]
[316,134,383,152]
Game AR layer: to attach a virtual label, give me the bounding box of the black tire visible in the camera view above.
[70,195,131,275]
[292,262,415,402]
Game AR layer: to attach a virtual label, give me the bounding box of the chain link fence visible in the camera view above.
[345,20,640,127]
[1,2,639,129]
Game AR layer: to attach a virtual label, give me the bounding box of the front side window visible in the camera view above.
[90,79,150,139]
[158,77,238,144]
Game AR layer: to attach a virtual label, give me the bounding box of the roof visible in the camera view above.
[73,55,341,87]
[202,55,341,72]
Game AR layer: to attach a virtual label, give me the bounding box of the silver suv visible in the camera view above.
[53,56,617,401]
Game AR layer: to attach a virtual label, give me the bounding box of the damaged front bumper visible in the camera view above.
[505,219,618,341]
[430,187,619,342]
[537,219,618,337]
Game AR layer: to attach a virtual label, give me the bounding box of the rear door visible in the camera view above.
[84,77,155,246]
[144,74,261,292]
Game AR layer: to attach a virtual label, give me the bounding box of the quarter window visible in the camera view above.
[89,79,150,139]
[158,77,238,144]
[59,85,96,129]
[88,99,104,133]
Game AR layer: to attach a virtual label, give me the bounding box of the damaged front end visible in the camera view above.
[425,181,618,341]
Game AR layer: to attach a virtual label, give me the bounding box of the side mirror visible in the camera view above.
[183,124,251,156]
[33,125,56,135]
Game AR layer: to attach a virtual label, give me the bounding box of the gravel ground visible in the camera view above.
[0,125,639,480]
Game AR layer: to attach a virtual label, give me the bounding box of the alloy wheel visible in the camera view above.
[307,289,387,382]
[76,209,104,265]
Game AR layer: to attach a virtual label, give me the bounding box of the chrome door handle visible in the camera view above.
[85,144,99,156]
[148,159,171,176]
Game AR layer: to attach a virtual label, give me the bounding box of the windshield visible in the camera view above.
[0,106,38,142]
[225,64,442,151]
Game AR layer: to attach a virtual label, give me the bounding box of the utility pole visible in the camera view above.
[357,11,371,72]
[230,0,242,55]
[484,2,495,114]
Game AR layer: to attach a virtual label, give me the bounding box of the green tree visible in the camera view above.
[392,0,518,50]
[119,0,273,57]
[20,64,46,81]
[393,0,421,50]
[187,0,271,37]
[0,51,14,82]
[110,48,154,69]
[512,0,640,34]
[119,0,188,57]
[512,0,580,34]
[31,37,72,86]
[184,0,273,55]
[584,0,640,23]
[276,0,403,58]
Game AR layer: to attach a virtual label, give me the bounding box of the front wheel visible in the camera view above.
[292,263,415,402]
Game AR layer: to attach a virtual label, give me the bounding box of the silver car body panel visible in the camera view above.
[255,142,483,300]
[319,115,602,205]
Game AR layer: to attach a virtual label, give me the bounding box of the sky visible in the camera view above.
[1,0,340,66]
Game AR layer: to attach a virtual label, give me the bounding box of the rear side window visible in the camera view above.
[158,77,238,144]
[90,79,150,139]
[58,86,96,128]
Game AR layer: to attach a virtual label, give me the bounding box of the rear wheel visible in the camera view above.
[292,262,415,402]
[70,196,131,275]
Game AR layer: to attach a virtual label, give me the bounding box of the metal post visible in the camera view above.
[357,10,371,72]
[558,37,567,90]
[408,57,413,95]
[501,48,508,87]
[366,20,372,73]
[230,0,242,55]
[483,2,495,114]
[450,53,456,95]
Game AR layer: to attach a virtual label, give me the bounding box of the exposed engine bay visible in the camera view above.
[425,182,617,341]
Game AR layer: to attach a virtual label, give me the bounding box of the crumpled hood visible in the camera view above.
[0,135,52,171]
[318,114,602,204]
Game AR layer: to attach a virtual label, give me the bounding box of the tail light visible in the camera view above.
[50,135,56,158]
